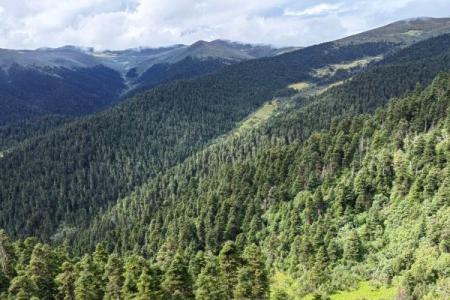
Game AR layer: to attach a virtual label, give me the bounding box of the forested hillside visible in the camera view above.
[0,65,125,125]
[1,19,450,300]
[0,39,395,241]
[0,40,279,125]
[1,69,449,300]
[77,71,450,299]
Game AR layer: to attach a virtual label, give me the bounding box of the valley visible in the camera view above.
[0,17,450,300]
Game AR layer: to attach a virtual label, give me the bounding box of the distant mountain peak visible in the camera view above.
[336,16,450,46]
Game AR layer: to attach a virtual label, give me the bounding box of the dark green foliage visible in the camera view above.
[0,39,394,244]
[27,243,59,299]
[194,254,225,300]
[2,27,450,300]
[161,252,194,300]
[75,71,450,298]
[233,244,269,300]
[121,254,146,299]
[75,255,103,300]
[0,230,16,292]
[0,65,125,125]
[131,57,231,95]
[103,254,124,300]
[218,241,241,300]
[55,261,76,300]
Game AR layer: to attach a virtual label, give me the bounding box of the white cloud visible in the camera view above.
[0,0,448,49]
[284,3,344,17]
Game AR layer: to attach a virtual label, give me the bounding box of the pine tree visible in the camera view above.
[27,243,58,299]
[8,271,37,300]
[0,230,16,292]
[136,268,157,300]
[188,250,205,281]
[194,254,225,300]
[161,251,194,300]
[218,241,241,300]
[121,254,146,299]
[343,230,361,263]
[103,253,124,300]
[93,243,109,299]
[75,254,103,300]
[55,261,76,300]
[233,244,269,300]
[15,237,38,272]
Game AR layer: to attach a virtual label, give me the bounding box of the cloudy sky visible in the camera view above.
[0,0,449,50]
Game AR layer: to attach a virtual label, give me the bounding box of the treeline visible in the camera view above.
[0,230,269,300]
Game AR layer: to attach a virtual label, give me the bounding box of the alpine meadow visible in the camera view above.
[0,3,450,300]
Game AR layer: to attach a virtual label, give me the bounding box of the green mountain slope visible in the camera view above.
[0,38,395,240]
[1,21,450,300]
[77,70,450,299]
[1,66,448,300]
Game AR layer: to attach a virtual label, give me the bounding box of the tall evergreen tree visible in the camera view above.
[218,241,241,300]
[121,254,146,299]
[343,230,361,263]
[103,253,124,300]
[233,244,269,300]
[55,261,76,300]
[194,254,225,300]
[75,254,103,300]
[27,243,58,299]
[7,271,37,300]
[0,230,16,292]
[161,251,194,300]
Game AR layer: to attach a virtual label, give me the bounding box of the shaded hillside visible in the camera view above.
[0,40,279,125]
[0,65,125,125]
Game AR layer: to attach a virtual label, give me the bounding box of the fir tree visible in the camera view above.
[121,254,146,299]
[233,244,269,300]
[0,230,16,292]
[161,251,194,300]
[218,241,241,300]
[27,243,58,299]
[103,253,124,300]
[194,254,225,300]
[75,254,103,300]
[8,271,37,300]
[55,261,76,300]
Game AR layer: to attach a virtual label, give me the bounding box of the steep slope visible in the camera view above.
[77,68,450,300]
[0,64,125,125]
[0,38,395,240]
[74,33,450,251]
[2,17,450,125]
[0,41,279,125]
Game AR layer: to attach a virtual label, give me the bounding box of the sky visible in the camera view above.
[0,0,449,50]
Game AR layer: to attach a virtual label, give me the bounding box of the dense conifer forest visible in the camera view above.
[0,40,395,240]
[1,21,450,300]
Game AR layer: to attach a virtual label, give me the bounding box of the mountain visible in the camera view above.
[2,38,450,300]
[0,40,280,125]
[1,18,450,300]
[0,34,399,241]
[72,32,450,251]
[337,17,450,45]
